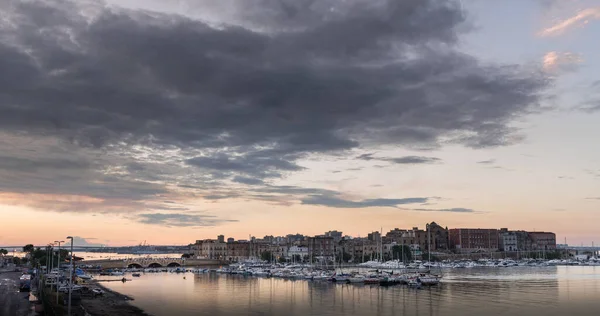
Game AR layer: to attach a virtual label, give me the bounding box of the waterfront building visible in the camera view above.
[286,234,305,244]
[287,246,308,260]
[529,232,557,250]
[226,240,250,262]
[384,227,428,252]
[324,231,343,243]
[192,238,227,259]
[307,236,335,261]
[367,231,381,242]
[499,229,519,251]
[498,228,535,251]
[427,222,449,251]
[449,228,499,253]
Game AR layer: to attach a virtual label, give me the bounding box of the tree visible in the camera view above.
[341,251,352,263]
[57,249,70,263]
[421,252,440,262]
[278,256,287,263]
[260,251,273,262]
[392,245,412,262]
[0,249,7,256]
[23,244,34,254]
[181,253,193,259]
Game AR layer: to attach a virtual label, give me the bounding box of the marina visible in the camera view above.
[98,265,600,316]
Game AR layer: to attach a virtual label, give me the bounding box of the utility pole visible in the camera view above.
[66,236,74,316]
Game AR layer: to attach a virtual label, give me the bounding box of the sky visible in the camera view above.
[0,0,599,247]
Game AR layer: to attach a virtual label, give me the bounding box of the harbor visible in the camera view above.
[98,264,600,316]
[8,251,600,316]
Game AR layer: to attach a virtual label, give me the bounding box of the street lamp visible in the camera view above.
[66,236,74,316]
[55,240,64,305]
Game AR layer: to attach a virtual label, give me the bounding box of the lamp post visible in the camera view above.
[55,240,64,305]
[66,236,74,316]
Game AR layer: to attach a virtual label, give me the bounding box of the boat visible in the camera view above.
[348,275,367,283]
[92,288,105,296]
[132,273,141,277]
[77,274,93,280]
[379,277,400,286]
[329,273,351,283]
[408,273,441,286]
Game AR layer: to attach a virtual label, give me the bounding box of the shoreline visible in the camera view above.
[80,281,152,316]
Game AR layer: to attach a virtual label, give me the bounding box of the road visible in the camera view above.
[0,271,36,316]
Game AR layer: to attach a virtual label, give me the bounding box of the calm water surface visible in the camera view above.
[102,266,600,316]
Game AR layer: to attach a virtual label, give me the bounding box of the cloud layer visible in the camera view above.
[135,213,238,227]
[0,0,550,221]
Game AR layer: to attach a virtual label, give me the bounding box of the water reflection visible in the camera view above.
[102,267,600,316]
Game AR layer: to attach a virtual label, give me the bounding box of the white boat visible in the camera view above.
[409,274,441,286]
[348,275,367,283]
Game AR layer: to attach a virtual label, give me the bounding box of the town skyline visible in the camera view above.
[0,221,575,249]
[1,0,600,247]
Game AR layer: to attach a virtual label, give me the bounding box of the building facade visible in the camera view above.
[307,236,336,261]
[192,239,228,259]
[427,222,449,251]
[529,232,557,250]
[449,228,499,253]
[499,229,519,251]
[325,231,343,243]
[288,246,308,260]
[384,227,428,251]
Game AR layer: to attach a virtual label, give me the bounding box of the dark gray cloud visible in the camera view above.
[302,195,428,208]
[357,153,441,164]
[585,197,600,200]
[389,156,442,164]
[186,152,303,180]
[0,155,90,172]
[0,0,550,216]
[232,176,265,185]
[136,213,238,227]
[477,159,496,164]
[411,207,476,213]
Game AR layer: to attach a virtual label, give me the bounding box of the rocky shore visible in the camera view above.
[79,282,151,316]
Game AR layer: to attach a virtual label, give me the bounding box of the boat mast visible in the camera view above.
[380,227,383,262]
[427,223,431,263]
